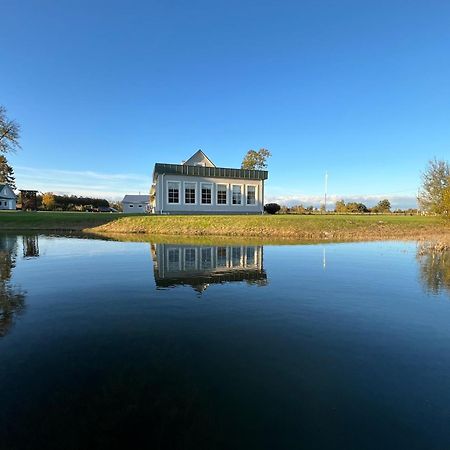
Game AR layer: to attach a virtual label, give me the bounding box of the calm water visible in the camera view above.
[1,234,450,450]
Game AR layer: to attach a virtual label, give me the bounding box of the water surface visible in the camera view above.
[1,234,450,450]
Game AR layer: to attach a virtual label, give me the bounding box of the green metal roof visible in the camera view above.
[153,163,268,181]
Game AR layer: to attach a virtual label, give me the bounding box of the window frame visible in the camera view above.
[231,184,243,206]
[216,183,228,205]
[216,246,229,268]
[183,247,198,270]
[167,247,182,271]
[200,247,213,269]
[183,181,197,205]
[167,180,181,205]
[246,185,257,206]
[231,246,243,267]
[200,182,213,205]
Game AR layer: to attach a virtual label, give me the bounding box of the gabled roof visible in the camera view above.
[122,194,150,203]
[183,149,216,167]
[0,184,16,199]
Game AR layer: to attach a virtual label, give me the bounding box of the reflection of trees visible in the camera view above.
[22,235,39,258]
[0,235,26,337]
[417,244,450,296]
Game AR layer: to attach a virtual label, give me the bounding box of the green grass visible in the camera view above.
[1,211,448,241]
[93,213,448,239]
[0,211,127,230]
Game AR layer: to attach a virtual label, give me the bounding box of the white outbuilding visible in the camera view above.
[122,194,150,214]
[0,184,17,210]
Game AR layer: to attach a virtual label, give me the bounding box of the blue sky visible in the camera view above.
[1,0,449,208]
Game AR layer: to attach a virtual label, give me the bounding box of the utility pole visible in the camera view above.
[324,171,328,212]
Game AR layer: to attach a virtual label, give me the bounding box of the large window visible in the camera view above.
[201,247,212,269]
[184,248,197,270]
[231,247,242,266]
[185,182,196,204]
[217,184,227,205]
[217,247,227,267]
[232,185,242,205]
[168,181,180,204]
[167,248,180,271]
[246,247,255,266]
[201,183,212,204]
[246,185,256,205]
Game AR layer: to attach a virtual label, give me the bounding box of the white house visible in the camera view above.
[150,150,268,214]
[122,194,150,213]
[0,184,16,210]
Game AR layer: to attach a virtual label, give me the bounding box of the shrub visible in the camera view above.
[264,203,281,214]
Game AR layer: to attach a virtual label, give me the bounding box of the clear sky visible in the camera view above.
[2,0,449,208]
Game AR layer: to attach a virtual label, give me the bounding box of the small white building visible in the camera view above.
[0,184,16,210]
[122,194,150,214]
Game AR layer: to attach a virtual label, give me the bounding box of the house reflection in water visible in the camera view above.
[151,244,267,293]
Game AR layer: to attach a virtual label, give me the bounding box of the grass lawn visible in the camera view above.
[0,211,127,230]
[1,211,448,242]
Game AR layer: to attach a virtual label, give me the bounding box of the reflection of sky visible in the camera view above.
[3,236,450,448]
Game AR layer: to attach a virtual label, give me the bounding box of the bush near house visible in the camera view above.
[264,203,281,214]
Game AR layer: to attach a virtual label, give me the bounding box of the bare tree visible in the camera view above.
[0,106,21,154]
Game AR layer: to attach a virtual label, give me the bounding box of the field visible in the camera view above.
[0,211,449,242]
[0,211,125,231]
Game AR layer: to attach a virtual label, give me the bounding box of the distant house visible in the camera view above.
[122,194,150,213]
[150,150,268,214]
[0,184,16,210]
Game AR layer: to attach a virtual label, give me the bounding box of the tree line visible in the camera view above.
[31,193,111,211]
[335,199,392,214]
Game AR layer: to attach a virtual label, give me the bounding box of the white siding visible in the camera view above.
[155,175,264,214]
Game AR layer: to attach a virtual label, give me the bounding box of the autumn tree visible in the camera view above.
[335,200,347,213]
[418,159,450,215]
[442,186,450,217]
[241,148,271,170]
[42,193,56,210]
[372,199,391,213]
[0,106,21,154]
[0,156,16,189]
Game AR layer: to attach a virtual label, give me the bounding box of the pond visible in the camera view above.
[1,233,450,449]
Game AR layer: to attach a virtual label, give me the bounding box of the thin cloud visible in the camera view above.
[15,166,148,182]
[15,166,150,200]
[266,193,418,209]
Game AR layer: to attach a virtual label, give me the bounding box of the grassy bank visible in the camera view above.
[91,214,449,241]
[1,211,447,242]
